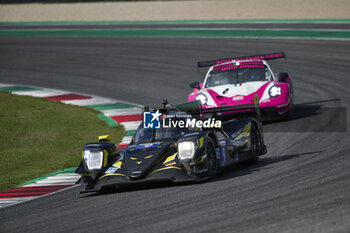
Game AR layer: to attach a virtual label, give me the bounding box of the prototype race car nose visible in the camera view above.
[125,155,155,180]
[129,170,144,179]
[124,142,172,180]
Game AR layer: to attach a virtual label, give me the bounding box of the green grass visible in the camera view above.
[1,28,349,40]
[0,92,124,192]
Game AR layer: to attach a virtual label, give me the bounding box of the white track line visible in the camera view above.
[0,83,14,88]
[22,183,74,187]
[102,107,142,116]
[12,89,69,97]
[121,136,133,144]
[23,173,80,186]
[62,97,118,106]
[121,121,142,131]
[0,197,36,208]
[0,185,79,209]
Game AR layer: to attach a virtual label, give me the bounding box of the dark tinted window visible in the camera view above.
[205,67,269,88]
[132,119,193,144]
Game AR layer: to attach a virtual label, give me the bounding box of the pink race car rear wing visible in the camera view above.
[197,52,286,69]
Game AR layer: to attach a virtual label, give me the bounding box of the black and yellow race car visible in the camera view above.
[75,100,267,192]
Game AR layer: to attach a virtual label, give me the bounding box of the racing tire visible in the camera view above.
[287,102,295,119]
[248,124,261,164]
[81,176,95,191]
[281,99,294,121]
[207,138,218,177]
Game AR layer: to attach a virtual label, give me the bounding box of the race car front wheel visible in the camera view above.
[207,138,218,177]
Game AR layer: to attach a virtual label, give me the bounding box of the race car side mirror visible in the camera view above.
[190,82,200,91]
[278,72,289,82]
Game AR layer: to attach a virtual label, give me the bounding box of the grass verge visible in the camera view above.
[0,91,124,192]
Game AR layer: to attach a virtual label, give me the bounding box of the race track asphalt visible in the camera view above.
[0,23,349,233]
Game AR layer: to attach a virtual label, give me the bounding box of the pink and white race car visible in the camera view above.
[188,52,294,120]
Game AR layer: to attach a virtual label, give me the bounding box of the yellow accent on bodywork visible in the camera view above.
[137,161,142,164]
[199,137,204,148]
[130,157,138,160]
[152,166,181,174]
[190,154,207,165]
[145,155,153,159]
[98,134,111,141]
[163,152,177,164]
[235,124,251,140]
[99,173,125,180]
[157,155,167,164]
[254,94,259,108]
[113,160,123,168]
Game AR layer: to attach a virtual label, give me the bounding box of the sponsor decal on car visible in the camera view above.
[232,96,244,101]
[105,167,119,174]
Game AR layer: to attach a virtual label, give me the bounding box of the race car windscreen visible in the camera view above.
[132,121,193,144]
[205,66,271,88]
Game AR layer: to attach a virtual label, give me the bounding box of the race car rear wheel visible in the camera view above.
[249,124,261,164]
[286,102,294,119]
[207,138,218,177]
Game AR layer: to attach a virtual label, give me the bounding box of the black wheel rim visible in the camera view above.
[207,142,217,175]
[251,126,259,157]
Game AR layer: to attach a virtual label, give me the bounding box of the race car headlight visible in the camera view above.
[178,141,197,160]
[196,94,208,105]
[268,85,282,98]
[83,150,104,170]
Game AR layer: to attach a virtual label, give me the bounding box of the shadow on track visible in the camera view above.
[211,150,324,182]
[80,180,193,198]
[263,99,346,132]
[80,150,324,198]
